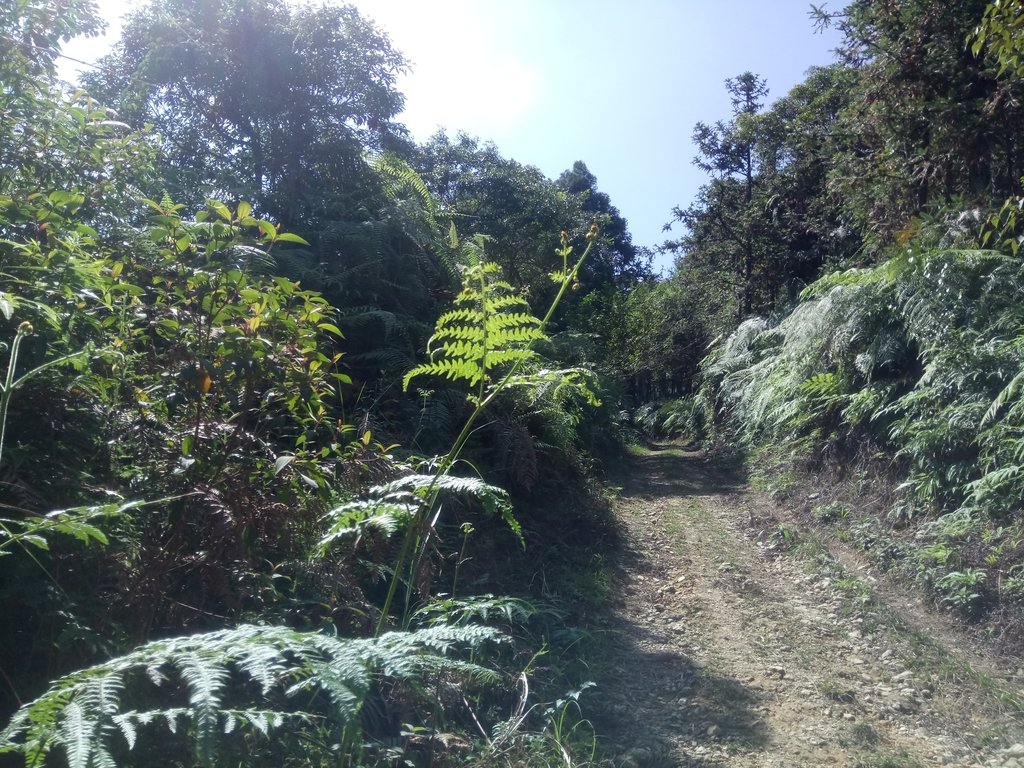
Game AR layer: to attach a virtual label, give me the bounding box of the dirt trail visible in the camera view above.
[590,444,1024,768]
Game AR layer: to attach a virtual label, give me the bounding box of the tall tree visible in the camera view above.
[413,132,583,306]
[666,72,779,320]
[84,0,410,229]
[556,161,650,289]
[753,64,862,276]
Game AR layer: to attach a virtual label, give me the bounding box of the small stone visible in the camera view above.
[893,670,914,682]
[707,724,721,738]
[888,698,918,714]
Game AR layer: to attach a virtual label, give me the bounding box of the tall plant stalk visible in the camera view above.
[0,322,87,468]
[375,227,598,635]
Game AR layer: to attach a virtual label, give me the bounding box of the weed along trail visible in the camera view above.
[591,443,1024,768]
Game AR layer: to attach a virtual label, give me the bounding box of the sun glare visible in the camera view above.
[349,0,542,139]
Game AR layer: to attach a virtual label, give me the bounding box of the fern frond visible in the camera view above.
[431,323,485,344]
[983,368,1024,426]
[404,239,548,396]
[404,359,485,389]
[319,472,515,547]
[0,624,504,765]
[319,499,418,549]
[176,650,230,764]
[371,153,438,217]
[414,594,551,628]
[484,350,537,369]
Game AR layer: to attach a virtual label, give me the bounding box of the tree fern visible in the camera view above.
[0,624,503,767]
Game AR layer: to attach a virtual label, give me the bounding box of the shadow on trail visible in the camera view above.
[590,443,767,765]
[614,442,746,500]
[592,623,770,765]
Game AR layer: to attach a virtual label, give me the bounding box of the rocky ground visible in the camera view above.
[588,444,1024,767]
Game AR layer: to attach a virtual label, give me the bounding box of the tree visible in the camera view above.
[817,0,1024,248]
[973,0,1024,78]
[666,72,780,320]
[753,64,862,275]
[413,132,583,307]
[1,0,154,220]
[84,0,410,229]
[556,161,650,289]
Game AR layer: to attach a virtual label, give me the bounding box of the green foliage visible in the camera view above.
[973,0,1024,77]
[813,501,851,524]
[405,237,546,402]
[0,499,152,558]
[0,4,629,768]
[934,568,987,609]
[320,471,518,550]
[413,133,647,311]
[826,0,1024,248]
[632,395,711,443]
[84,0,408,225]
[414,594,546,628]
[0,623,502,766]
[706,243,1024,619]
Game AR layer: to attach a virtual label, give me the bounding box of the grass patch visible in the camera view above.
[852,751,925,768]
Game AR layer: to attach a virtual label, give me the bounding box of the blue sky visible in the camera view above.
[62,1,844,273]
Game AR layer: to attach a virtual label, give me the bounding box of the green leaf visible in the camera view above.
[273,456,294,476]
[274,233,309,245]
[236,201,251,220]
[316,323,343,337]
[257,220,277,240]
[20,534,49,551]
[208,200,232,222]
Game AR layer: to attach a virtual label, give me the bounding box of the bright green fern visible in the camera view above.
[404,236,546,404]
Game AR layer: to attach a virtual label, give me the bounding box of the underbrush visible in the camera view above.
[745,445,1024,653]
[697,240,1024,652]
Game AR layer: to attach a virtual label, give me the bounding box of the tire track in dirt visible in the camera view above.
[590,444,1024,767]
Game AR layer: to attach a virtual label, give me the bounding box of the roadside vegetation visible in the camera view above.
[4,0,1024,765]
